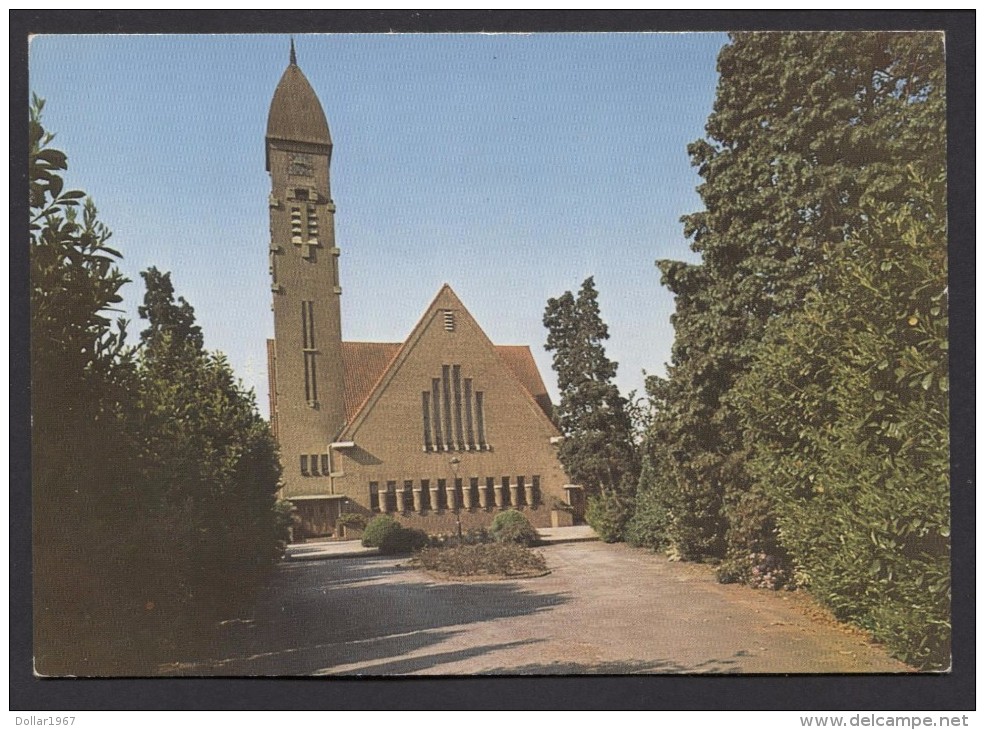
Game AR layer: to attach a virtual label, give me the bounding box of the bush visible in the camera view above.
[416,542,547,578]
[490,510,539,546]
[716,483,792,590]
[361,515,400,547]
[625,454,671,550]
[731,189,950,668]
[585,491,634,543]
[379,526,429,555]
[337,512,367,529]
[625,495,668,550]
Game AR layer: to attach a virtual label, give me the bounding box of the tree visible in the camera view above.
[133,269,286,604]
[641,32,945,567]
[633,31,947,666]
[30,95,134,515]
[138,266,203,357]
[731,172,949,667]
[543,277,638,496]
[30,95,145,673]
[30,97,288,673]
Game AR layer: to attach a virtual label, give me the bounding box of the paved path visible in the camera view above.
[166,541,909,676]
[284,525,599,561]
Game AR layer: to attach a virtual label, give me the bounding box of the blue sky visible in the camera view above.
[29,33,726,414]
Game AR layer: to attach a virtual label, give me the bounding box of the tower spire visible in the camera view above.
[290,36,297,66]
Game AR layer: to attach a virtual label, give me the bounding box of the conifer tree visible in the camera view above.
[644,31,946,565]
[544,277,638,496]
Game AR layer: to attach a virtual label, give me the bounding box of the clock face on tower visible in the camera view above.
[288,154,313,177]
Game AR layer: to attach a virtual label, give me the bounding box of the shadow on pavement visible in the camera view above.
[478,653,744,675]
[164,557,569,676]
[316,639,545,675]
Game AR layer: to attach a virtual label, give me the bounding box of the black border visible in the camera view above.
[10,10,975,711]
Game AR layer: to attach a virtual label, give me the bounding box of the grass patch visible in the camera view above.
[415,542,548,580]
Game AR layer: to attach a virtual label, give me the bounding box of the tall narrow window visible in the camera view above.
[310,454,320,476]
[431,379,443,448]
[475,391,486,448]
[486,476,496,505]
[501,476,511,506]
[301,301,308,348]
[369,482,380,512]
[421,391,433,450]
[517,476,526,506]
[300,455,309,475]
[421,479,431,511]
[454,478,464,508]
[436,479,447,510]
[463,378,475,448]
[441,365,453,450]
[531,475,541,506]
[321,454,330,475]
[404,480,414,511]
[469,477,479,507]
[302,301,316,348]
[452,365,464,449]
[385,481,397,513]
[304,352,318,403]
[302,301,317,404]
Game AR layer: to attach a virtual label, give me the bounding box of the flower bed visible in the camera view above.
[414,542,548,580]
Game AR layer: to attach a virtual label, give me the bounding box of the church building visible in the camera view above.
[264,45,574,538]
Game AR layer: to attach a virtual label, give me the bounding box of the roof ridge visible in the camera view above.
[340,285,559,439]
[340,286,455,432]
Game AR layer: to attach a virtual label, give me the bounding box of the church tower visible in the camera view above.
[266,41,345,497]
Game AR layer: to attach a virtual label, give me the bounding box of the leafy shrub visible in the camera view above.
[716,480,793,590]
[379,526,429,555]
[416,542,547,578]
[625,496,668,550]
[337,512,367,529]
[30,98,286,674]
[731,187,950,668]
[585,491,634,543]
[272,500,297,550]
[490,510,539,546]
[625,454,671,550]
[361,515,400,548]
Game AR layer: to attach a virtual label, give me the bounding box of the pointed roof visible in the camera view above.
[266,46,331,149]
[340,341,553,425]
[494,345,554,418]
[339,284,559,439]
[340,341,402,421]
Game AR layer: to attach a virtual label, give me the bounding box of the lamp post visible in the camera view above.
[450,457,462,538]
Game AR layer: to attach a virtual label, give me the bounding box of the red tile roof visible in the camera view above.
[339,340,554,424]
[340,341,402,422]
[494,345,554,419]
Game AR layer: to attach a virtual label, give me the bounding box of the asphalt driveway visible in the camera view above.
[165,541,910,675]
